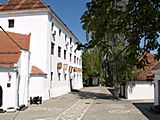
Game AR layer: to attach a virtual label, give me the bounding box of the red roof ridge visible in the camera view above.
[0,0,49,11]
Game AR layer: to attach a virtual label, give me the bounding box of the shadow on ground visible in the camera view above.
[133,102,160,120]
[70,89,113,100]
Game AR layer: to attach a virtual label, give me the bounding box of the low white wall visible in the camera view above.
[127,81,154,100]
[29,75,49,100]
[0,70,17,110]
[153,74,160,106]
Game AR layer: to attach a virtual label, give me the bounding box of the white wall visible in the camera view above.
[0,10,83,100]
[29,75,48,100]
[0,11,49,73]
[17,50,30,107]
[127,81,154,100]
[153,73,160,106]
[0,70,17,110]
[47,13,83,97]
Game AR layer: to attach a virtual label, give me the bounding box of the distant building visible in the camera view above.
[0,0,83,111]
[120,53,156,100]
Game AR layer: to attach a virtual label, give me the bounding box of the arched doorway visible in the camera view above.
[0,86,3,107]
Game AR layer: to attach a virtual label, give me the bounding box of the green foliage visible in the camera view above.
[80,0,160,87]
[82,48,101,81]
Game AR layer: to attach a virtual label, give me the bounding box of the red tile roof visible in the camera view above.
[152,62,160,70]
[137,53,157,81]
[0,31,30,66]
[0,0,49,11]
[31,66,46,75]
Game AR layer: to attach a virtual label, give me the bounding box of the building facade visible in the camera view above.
[0,0,83,110]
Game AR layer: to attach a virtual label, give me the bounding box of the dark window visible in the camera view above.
[64,74,67,80]
[51,23,54,31]
[77,58,79,64]
[65,35,67,41]
[70,53,72,62]
[58,73,61,81]
[70,38,72,45]
[8,19,14,28]
[74,56,76,63]
[51,72,53,81]
[59,29,61,36]
[7,83,11,87]
[51,42,55,55]
[64,50,66,60]
[58,46,61,57]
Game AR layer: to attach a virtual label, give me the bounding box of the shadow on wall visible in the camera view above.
[133,102,160,120]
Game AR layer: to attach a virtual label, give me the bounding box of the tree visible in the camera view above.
[80,0,160,97]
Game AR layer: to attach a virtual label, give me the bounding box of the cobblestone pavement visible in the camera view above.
[0,87,159,120]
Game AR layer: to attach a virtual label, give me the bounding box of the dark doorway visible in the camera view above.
[0,86,3,107]
[70,79,73,91]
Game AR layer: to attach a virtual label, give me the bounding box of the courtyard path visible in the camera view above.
[0,87,159,120]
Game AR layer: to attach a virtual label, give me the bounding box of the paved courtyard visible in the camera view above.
[0,87,160,120]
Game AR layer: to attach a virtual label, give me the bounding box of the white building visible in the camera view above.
[0,31,30,111]
[0,0,83,110]
[120,53,155,100]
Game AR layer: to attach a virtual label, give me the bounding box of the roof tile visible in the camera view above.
[0,31,30,66]
[0,0,49,11]
[31,66,46,75]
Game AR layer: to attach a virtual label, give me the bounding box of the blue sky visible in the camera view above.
[0,0,89,43]
[43,0,89,43]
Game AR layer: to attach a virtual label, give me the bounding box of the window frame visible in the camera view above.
[8,19,14,28]
[58,46,61,58]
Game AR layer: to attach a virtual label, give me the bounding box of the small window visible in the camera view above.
[8,19,14,28]
[7,83,11,87]
[64,74,67,80]
[70,53,72,62]
[65,35,67,41]
[77,58,79,65]
[51,42,55,55]
[58,73,61,81]
[51,23,54,31]
[51,72,53,81]
[74,56,76,63]
[64,50,66,60]
[70,37,72,45]
[58,46,61,57]
[59,29,61,36]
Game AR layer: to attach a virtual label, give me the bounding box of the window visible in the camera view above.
[70,37,72,45]
[77,58,79,65]
[51,23,54,31]
[58,46,61,57]
[64,50,66,60]
[58,73,61,81]
[70,53,72,62]
[79,59,81,65]
[51,72,53,81]
[65,35,67,41]
[8,19,14,28]
[64,74,67,80]
[51,42,55,55]
[74,56,76,63]
[59,29,61,36]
